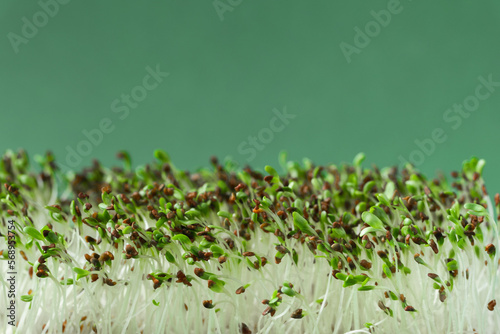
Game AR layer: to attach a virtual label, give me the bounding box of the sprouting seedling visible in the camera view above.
[1,152,499,334]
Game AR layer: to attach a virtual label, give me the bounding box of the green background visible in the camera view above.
[1,1,499,192]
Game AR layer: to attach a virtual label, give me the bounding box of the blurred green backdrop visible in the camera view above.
[1,1,499,191]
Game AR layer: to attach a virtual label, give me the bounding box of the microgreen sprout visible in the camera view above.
[0,151,498,333]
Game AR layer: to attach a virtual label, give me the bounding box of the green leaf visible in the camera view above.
[292,212,318,237]
[265,165,278,177]
[172,234,192,245]
[353,153,366,167]
[476,159,486,175]
[45,231,59,244]
[343,275,357,287]
[447,260,458,271]
[208,278,226,293]
[335,272,347,281]
[371,206,389,225]
[384,181,395,199]
[70,200,77,215]
[261,197,273,208]
[217,211,231,219]
[23,226,44,241]
[21,295,33,302]
[389,291,398,300]
[185,209,201,218]
[356,202,367,214]
[154,149,170,163]
[210,244,225,256]
[363,181,376,194]
[122,226,132,235]
[414,255,431,269]
[292,249,298,265]
[362,211,384,230]
[44,205,61,214]
[376,193,390,206]
[464,203,487,216]
[330,227,347,239]
[382,264,392,279]
[156,217,167,229]
[60,279,74,285]
[360,226,380,237]
[165,251,175,263]
[72,267,90,280]
[358,285,375,291]
[282,286,297,297]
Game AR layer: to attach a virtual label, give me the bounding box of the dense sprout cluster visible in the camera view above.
[0,150,499,333]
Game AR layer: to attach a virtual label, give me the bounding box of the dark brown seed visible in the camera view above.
[404,306,416,312]
[176,270,192,287]
[429,239,439,254]
[360,259,372,269]
[428,273,439,279]
[152,278,161,289]
[125,245,138,257]
[262,306,272,316]
[85,236,96,244]
[240,323,251,334]
[99,251,114,262]
[235,183,246,192]
[242,252,255,257]
[412,237,427,245]
[276,245,289,254]
[105,278,116,286]
[332,243,343,252]
[487,300,496,311]
[485,244,496,255]
[78,192,89,199]
[194,268,205,277]
[377,250,387,258]
[202,300,214,309]
[291,309,303,319]
[235,286,246,294]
